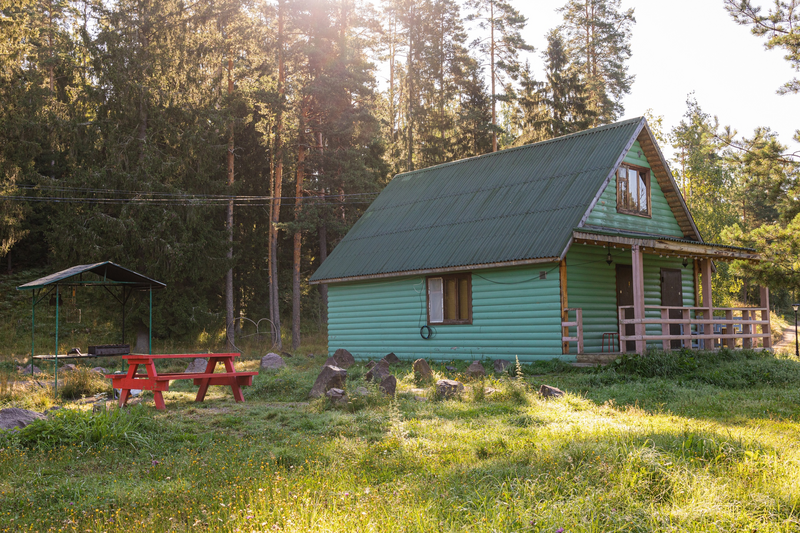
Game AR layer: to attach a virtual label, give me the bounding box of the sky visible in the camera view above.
[509,0,799,161]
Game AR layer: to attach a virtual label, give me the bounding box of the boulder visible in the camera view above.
[332,349,356,369]
[466,361,486,378]
[354,386,370,396]
[309,365,347,398]
[436,379,464,398]
[445,365,457,372]
[326,388,348,405]
[17,364,42,375]
[365,360,376,370]
[184,358,209,374]
[0,408,45,430]
[91,367,108,375]
[379,375,397,396]
[381,352,400,366]
[365,360,391,382]
[324,356,336,367]
[61,364,78,372]
[413,359,433,381]
[260,353,286,370]
[493,359,512,373]
[539,384,564,398]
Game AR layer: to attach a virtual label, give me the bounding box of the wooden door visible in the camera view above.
[616,265,635,352]
[661,268,683,349]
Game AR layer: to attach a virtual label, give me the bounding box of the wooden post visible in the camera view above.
[661,308,670,352]
[701,258,713,349]
[742,310,752,349]
[560,260,569,354]
[576,308,584,355]
[618,306,626,354]
[682,308,690,348]
[632,245,646,355]
[760,286,771,349]
[724,309,733,348]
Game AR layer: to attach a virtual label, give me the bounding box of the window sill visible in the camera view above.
[616,209,652,219]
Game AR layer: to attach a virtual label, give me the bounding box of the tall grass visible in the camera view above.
[2,350,800,532]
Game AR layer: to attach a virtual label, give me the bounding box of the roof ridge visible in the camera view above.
[392,117,644,181]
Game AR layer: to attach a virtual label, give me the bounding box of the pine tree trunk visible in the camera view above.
[269,2,285,350]
[292,108,306,350]
[316,133,327,322]
[318,218,328,321]
[406,6,414,171]
[490,2,496,152]
[226,57,235,349]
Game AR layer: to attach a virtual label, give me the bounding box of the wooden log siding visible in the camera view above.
[565,244,695,354]
[618,306,770,349]
[326,264,565,362]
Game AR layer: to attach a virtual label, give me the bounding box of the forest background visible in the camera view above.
[0,0,798,351]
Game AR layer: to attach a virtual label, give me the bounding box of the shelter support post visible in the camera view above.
[631,245,646,355]
[149,287,152,355]
[122,287,126,345]
[30,290,35,375]
[55,285,59,396]
[701,259,713,349]
[760,286,771,349]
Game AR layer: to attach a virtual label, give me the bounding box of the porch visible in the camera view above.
[560,229,767,356]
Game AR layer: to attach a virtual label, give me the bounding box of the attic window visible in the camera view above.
[616,163,650,217]
[427,274,472,325]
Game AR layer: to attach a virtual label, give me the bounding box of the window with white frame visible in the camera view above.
[427,274,472,325]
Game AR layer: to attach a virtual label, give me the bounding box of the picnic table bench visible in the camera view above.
[105,353,257,410]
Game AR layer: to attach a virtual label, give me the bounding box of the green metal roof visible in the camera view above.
[17,262,166,291]
[311,118,646,283]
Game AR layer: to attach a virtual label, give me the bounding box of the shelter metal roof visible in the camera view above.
[17,262,166,291]
[311,117,647,283]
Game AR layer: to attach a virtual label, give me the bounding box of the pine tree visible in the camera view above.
[466,0,533,151]
[558,0,635,125]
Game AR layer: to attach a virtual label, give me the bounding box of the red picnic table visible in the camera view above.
[105,353,257,410]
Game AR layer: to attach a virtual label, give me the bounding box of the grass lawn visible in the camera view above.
[2,348,800,532]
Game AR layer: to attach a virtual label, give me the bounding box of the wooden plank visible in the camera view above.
[124,353,240,359]
[660,308,670,351]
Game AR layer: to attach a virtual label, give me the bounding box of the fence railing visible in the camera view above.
[617,305,771,351]
[561,307,584,354]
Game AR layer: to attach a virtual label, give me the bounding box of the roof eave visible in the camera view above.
[309,256,561,285]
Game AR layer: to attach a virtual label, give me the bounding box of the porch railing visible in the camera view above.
[618,305,771,351]
[561,307,584,354]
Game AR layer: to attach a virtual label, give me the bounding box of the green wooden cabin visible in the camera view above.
[310,118,769,362]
